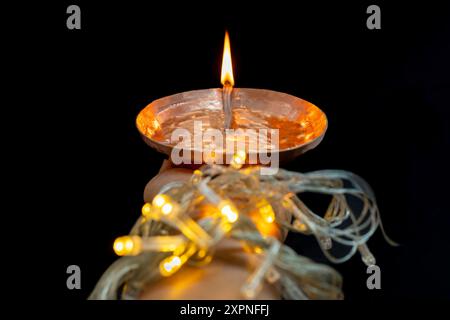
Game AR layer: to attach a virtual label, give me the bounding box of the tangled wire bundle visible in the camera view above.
[89,162,395,300]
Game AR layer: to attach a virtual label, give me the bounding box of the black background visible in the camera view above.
[17,1,450,300]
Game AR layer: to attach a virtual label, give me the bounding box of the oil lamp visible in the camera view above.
[136,32,328,165]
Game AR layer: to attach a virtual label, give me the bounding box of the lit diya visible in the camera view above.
[136,32,327,164]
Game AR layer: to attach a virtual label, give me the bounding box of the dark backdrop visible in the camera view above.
[21,1,450,300]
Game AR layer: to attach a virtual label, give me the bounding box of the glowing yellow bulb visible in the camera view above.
[236,149,246,159]
[161,203,173,215]
[220,221,233,233]
[151,194,179,218]
[251,199,278,237]
[170,256,181,267]
[191,169,203,185]
[197,249,207,259]
[259,203,276,224]
[114,241,123,252]
[141,203,152,218]
[160,255,182,276]
[163,262,173,272]
[220,202,239,223]
[230,150,246,169]
[113,236,142,256]
[254,246,263,254]
[152,194,167,208]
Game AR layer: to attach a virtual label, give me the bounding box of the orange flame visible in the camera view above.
[221,31,234,86]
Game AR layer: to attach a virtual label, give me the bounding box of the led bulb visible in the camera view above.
[190,169,203,185]
[152,194,178,217]
[197,249,207,258]
[258,201,275,224]
[113,236,142,256]
[152,194,168,208]
[159,255,184,276]
[159,244,197,276]
[253,246,263,254]
[141,203,152,218]
[219,201,239,223]
[161,203,173,215]
[230,150,246,169]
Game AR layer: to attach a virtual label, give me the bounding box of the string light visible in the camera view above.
[191,169,203,185]
[151,195,213,248]
[141,203,152,218]
[113,235,187,256]
[230,150,246,169]
[159,255,182,276]
[151,194,179,221]
[90,164,394,300]
[153,194,169,208]
[219,201,239,223]
[159,245,197,276]
[161,203,174,215]
[113,236,142,256]
[256,199,276,224]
